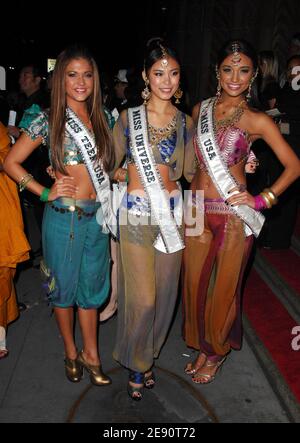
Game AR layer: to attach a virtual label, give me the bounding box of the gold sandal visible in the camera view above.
[192,356,226,384]
[184,352,207,375]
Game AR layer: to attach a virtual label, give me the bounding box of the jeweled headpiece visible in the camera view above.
[159,43,169,68]
[231,42,242,65]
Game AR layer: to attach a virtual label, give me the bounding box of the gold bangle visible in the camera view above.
[19,173,34,192]
[263,188,278,205]
[260,192,273,209]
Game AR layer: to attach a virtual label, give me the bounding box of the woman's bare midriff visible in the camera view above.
[190,160,247,198]
[127,163,179,195]
[56,164,97,200]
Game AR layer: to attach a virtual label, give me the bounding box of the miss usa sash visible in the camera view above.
[196,98,265,237]
[65,107,117,236]
[128,105,184,254]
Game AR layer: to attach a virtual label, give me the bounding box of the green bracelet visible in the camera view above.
[40,187,51,202]
[125,171,129,183]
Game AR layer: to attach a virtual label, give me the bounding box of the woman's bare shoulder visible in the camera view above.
[244,107,273,127]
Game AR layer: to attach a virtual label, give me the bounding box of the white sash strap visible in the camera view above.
[65,107,117,236]
[128,105,184,254]
[196,98,265,237]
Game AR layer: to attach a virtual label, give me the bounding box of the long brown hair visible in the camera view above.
[49,45,114,174]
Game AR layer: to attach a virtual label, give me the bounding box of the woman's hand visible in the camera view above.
[114,167,127,182]
[226,186,255,209]
[47,176,78,201]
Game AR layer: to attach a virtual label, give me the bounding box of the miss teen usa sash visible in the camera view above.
[128,105,184,254]
[196,98,265,237]
[65,107,117,236]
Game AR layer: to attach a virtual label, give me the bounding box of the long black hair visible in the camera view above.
[216,39,261,109]
[143,37,180,74]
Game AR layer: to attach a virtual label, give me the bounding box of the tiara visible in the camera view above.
[159,43,169,68]
[231,43,242,65]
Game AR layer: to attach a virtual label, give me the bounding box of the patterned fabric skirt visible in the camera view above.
[113,192,183,373]
[41,198,110,309]
[182,197,253,357]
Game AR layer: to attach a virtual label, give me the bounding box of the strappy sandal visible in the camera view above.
[144,370,156,389]
[184,352,207,375]
[192,356,226,384]
[127,371,145,401]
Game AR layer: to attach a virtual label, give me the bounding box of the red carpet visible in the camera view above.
[260,248,300,295]
[244,269,300,403]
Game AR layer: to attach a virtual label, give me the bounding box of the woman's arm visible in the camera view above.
[191,102,201,124]
[253,113,300,196]
[111,111,127,181]
[4,132,77,200]
[227,112,300,208]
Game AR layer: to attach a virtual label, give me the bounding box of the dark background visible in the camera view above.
[1,0,300,108]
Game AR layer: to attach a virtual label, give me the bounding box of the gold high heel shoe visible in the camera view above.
[192,356,226,384]
[76,350,111,386]
[64,357,83,383]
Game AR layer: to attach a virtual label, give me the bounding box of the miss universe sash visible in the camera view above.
[196,98,265,237]
[65,107,117,236]
[128,105,184,254]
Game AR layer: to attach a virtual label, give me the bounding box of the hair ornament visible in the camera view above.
[231,42,242,65]
[159,43,169,68]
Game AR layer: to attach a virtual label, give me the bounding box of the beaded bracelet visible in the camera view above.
[40,187,51,202]
[19,173,34,192]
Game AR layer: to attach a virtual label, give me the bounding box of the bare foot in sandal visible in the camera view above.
[192,356,226,384]
[184,352,207,375]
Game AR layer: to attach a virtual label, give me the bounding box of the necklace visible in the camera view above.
[214,99,246,130]
[148,113,177,146]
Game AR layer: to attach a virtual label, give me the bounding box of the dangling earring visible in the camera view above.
[141,78,151,105]
[174,86,183,104]
[246,68,258,101]
[215,68,221,100]
[246,78,254,101]
[216,80,221,99]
